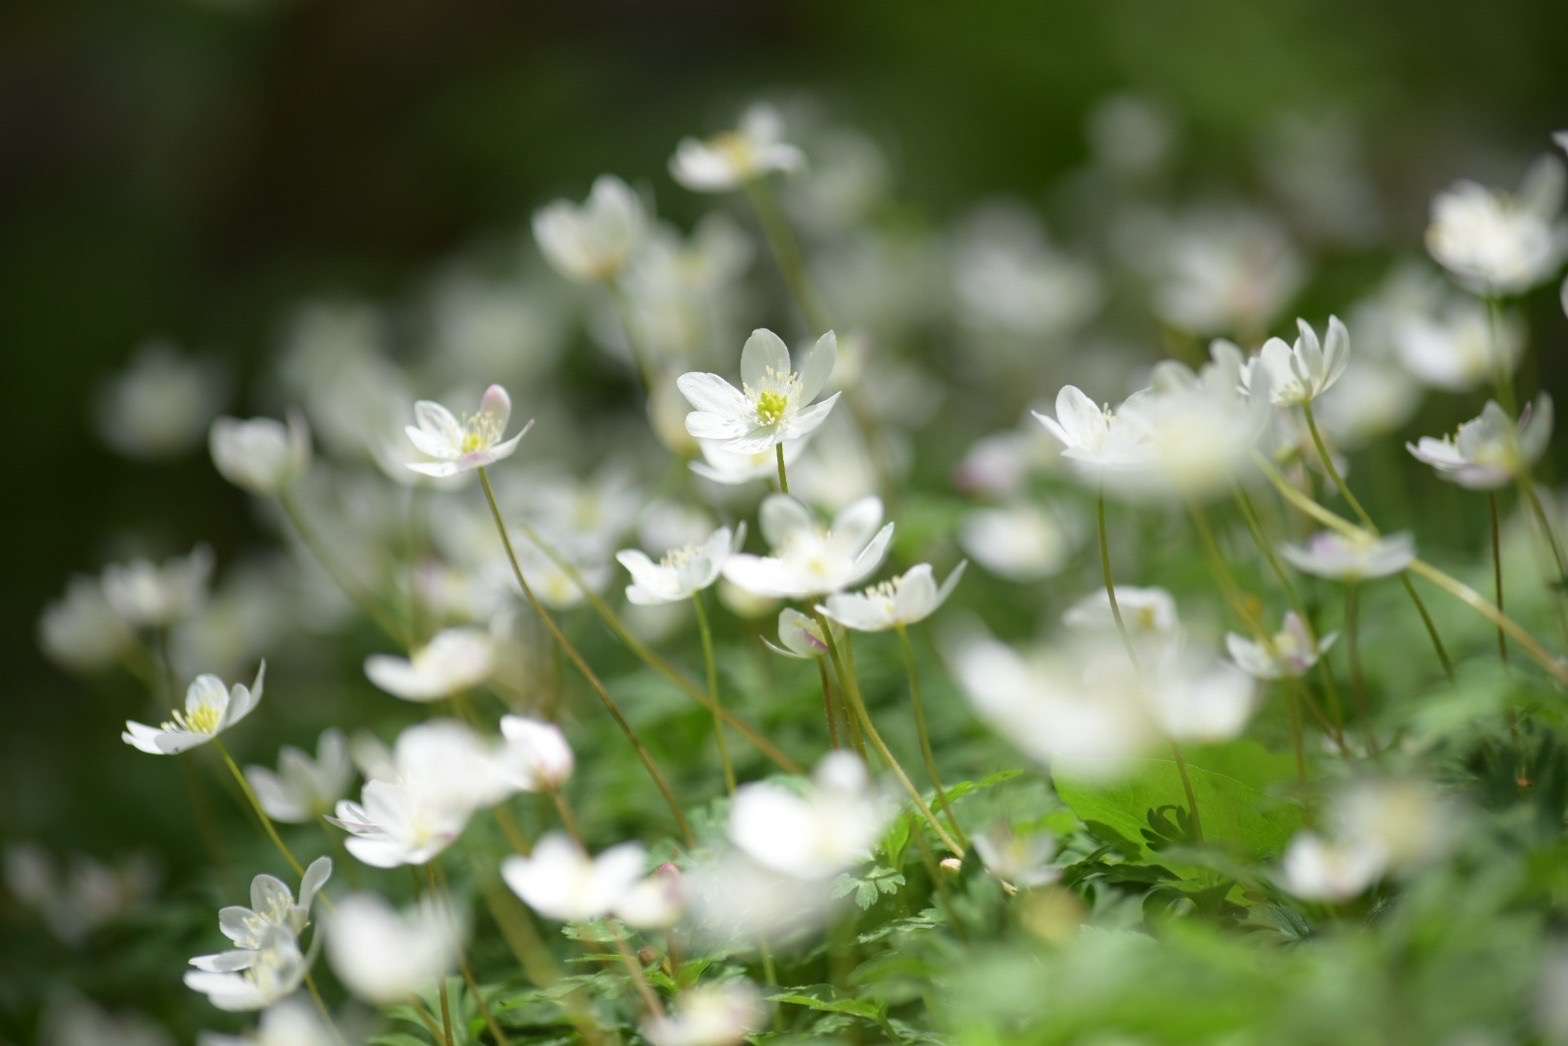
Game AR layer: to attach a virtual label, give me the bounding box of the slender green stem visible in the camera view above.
[775,442,790,494]
[552,789,585,847]
[301,972,340,1043]
[744,177,827,331]
[613,922,665,1019]
[817,656,842,750]
[423,865,456,1046]
[277,490,406,644]
[1485,297,1518,416]
[1168,741,1204,842]
[608,280,655,396]
[896,624,965,847]
[1521,478,1568,646]
[458,951,511,1046]
[1491,492,1509,665]
[215,739,305,879]
[478,871,606,1044]
[1285,679,1308,784]
[1344,585,1379,756]
[1096,491,1140,668]
[478,468,695,847]
[1396,573,1457,682]
[692,592,736,793]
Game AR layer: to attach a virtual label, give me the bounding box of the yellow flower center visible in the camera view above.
[166,702,222,735]
[756,390,790,426]
[461,431,486,454]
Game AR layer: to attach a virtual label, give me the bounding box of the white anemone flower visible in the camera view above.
[958,503,1077,582]
[722,495,894,599]
[1394,299,1524,392]
[533,175,646,283]
[184,926,309,1012]
[1239,316,1351,406]
[1280,531,1415,582]
[363,627,493,702]
[1132,647,1258,743]
[1332,778,1456,873]
[1407,394,1552,490]
[497,715,575,792]
[1033,385,1154,477]
[102,545,213,628]
[670,104,804,192]
[1279,831,1387,902]
[245,730,354,824]
[972,823,1060,888]
[404,384,533,478]
[816,561,967,633]
[761,607,834,659]
[616,525,743,605]
[122,663,265,755]
[1426,154,1568,295]
[501,832,646,922]
[1226,612,1337,680]
[678,329,840,453]
[325,892,463,1005]
[690,437,806,486]
[209,414,311,495]
[615,864,685,929]
[643,980,767,1046]
[1063,586,1179,642]
[198,997,338,1046]
[196,858,332,965]
[728,752,892,881]
[39,575,134,673]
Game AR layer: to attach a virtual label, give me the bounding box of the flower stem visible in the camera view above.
[1095,491,1140,669]
[613,922,665,1020]
[775,442,790,494]
[744,177,827,332]
[1521,477,1568,646]
[551,788,585,847]
[1491,492,1509,665]
[1344,585,1379,756]
[214,739,306,879]
[423,865,456,1046]
[1168,741,1203,843]
[692,592,736,794]
[817,657,841,750]
[478,468,695,847]
[458,951,511,1046]
[896,624,965,848]
[277,490,407,644]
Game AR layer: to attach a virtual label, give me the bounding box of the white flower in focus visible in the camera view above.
[122,662,265,755]
[1226,612,1337,680]
[245,730,354,824]
[363,627,493,702]
[678,329,840,453]
[1033,385,1153,477]
[533,175,647,283]
[1279,831,1386,902]
[39,576,134,672]
[973,823,1060,888]
[209,414,311,495]
[728,752,892,880]
[616,525,743,605]
[670,105,803,192]
[643,980,767,1046]
[498,715,575,792]
[722,495,894,599]
[1064,586,1179,641]
[96,341,225,460]
[501,833,646,922]
[1239,316,1351,406]
[958,503,1076,582]
[404,385,532,478]
[1407,395,1552,490]
[198,997,337,1046]
[325,892,463,1005]
[198,857,332,965]
[1280,531,1415,582]
[1426,154,1568,295]
[102,545,213,628]
[816,561,966,633]
[761,607,833,660]
[184,926,308,1012]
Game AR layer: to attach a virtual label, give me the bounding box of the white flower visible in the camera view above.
[96,340,226,460]
[404,384,532,478]
[501,832,646,922]
[816,561,966,633]
[1279,831,1386,902]
[498,715,575,791]
[1394,298,1523,392]
[122,662,265,755]
[972,823,1059,888]
[198,998,337,1046]
[1332,778,1456,873]
[958,503,1076,582]
[1033,385,1153,476]
[678,329,840,453]
[761,607,834,659]
[722,495,894,599]
[1063,586,1179,641]
[1239,316,1351,406]
[325,892,463,1004]
[102,545,213,628]
[615,863,685,929]
[643,981,767,1046]
[533,175,647,283]
[1134,647,1258,744]
[4,844,158,946]
[41,993,173,1046]
[1426,154,1568,295]
[209,414,311,495]
[616,525,743,605]
[690,438,806,486]
[1280,531,1415,582]
[184,925,309,1012]
[245,730,353,824]
[363,627,493,702]
[197,857,332,965]
[728,752,892,880]
[670,105,803,192]
[1226,612,1337,680]
[681,852,836,949]
[952,206,1103,338]
[39,576,133,672]
[1407,395,1553,490]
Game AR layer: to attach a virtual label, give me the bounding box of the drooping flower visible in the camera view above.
[972,823,1060,888]
[1226,612,1337,680]
[363,627,494,702]
[643,980,767,1046]
[102,545,213,628]
[1280,531,1415,582]
[1239,316,1351,406]
[497,715,575,792]
[533,175,647,283]
[1426,153,1568,295]
[200,858,332,963]
[1407,394,1553,490]
[761,607,834,660]
[404,385,532,478]
[670,105,804,192]
[122,663,265,756]
[184,925,309,1012]
[245,730,354,824]
[722,495,893,599]
[1278,831,1386,903]
[728,752,892,881]
[816,561,966,633]
[677,329,840,453]
[324,892,463,1005]
[38,576,134,673]
[501,832,647,922]
[616,525,743,605]
[209,414,312,495]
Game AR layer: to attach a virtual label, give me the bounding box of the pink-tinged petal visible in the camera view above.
[741,329,792,388]
[479,385,512,432]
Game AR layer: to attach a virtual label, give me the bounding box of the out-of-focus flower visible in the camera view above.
[1087,94,1176,180]
[973,823,1060,888]
[678,329,839,453]
[690,438,807,486]
[1260,114,1384,246]
[1226,612,1337,680]
[363,628,493,702]
[198,997,338,1046]
[728,752,891,880]
[1394,297,1523,392]
[96,341,226,460]
[498,715,575,792]
[39,576,134,673]
[670,105,803,192]
[102,546,213,628]
[959,503,1078,582]
[533,175,647,283]
[1064,586,1179,642]
[42,993,172,1046]
[209,414,311,495]
[682,851,836,949]
[184,926,309,1012]
[1134,647,1258,743]
[1279,831,1386,902]
[1239,316,1351,407]
[245,730,354,824]
[616,863,685,929]
[617,525,743,605]
[952,205,1103,339]
[1426,154,1568,295]
[404,385,532,478]
[643,980,767,1046]
[325,893,463,1005]
[4,845,159,946]
[1407,395,1552,490]
[170,560,292,681]
[1332,778,1456,873]
[1280,531,1415,581]
[502,832,646,922]
[954,427,1057,499]
[817,562,966,632]
[723,495,893,598]
[122,663,264,756]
